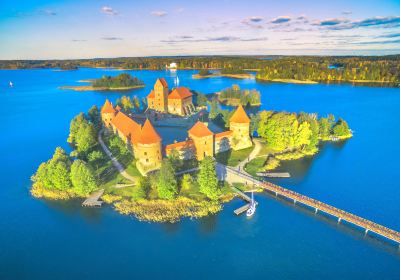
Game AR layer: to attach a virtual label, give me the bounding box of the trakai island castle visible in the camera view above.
[101,78,252,175]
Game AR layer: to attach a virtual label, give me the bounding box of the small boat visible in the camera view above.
[246,191,256,217]
[9,81,13,87]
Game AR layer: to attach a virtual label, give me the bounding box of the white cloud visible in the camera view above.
[101,6,119,16]
[151,10,168,17]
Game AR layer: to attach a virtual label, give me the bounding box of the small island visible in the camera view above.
[61,73,145,91]
[216,84,261,106]
[193,68,254,79]
[32,77,352,223]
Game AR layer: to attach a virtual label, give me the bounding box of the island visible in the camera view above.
[31,77,352,223]
[60,73,145,91]
[215,84,261,106]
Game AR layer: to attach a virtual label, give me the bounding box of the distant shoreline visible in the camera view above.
[192,73,255,79]
[256,77,397,85]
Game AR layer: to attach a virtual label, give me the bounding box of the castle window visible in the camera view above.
[144,152,147,156]
[146,159,149,163]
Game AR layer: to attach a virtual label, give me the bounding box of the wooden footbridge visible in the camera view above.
[225,166,400,246]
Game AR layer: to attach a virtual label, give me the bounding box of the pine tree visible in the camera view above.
[157,159,178,200]
[198,157,220,200]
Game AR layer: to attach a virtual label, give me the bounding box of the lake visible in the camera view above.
[0,68,399,279]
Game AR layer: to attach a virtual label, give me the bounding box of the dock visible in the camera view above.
[231,187,258,215]
[82,189,104,207]
[234,203,251,215]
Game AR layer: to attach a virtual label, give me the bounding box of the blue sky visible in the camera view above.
[1,0,399,59]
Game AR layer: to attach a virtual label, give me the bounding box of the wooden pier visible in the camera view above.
[82,189,104,207]
[225,166,400,245]
[231,187,258,215]
[234,203,251,215]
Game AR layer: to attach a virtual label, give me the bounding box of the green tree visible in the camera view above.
[180,173,193,193]
[75,122,97,155]
[109,135,128,155]
[32,147,72,190]
[117,96,134,112]
[132,96,141,112]
[70,160,97,195]
[88,150,103,162]
[319,117,330,139]
[68,113,85,144]
[157,159,178,200]
[198,156,220,200]
[332,119,351,137]
[88,105,100,129]
[168,149,182,170]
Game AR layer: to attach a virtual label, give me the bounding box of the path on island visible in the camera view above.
[98,129,136,183]
[235,139,263,173]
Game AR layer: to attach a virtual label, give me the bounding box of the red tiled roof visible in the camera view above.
[115,105,122,111]
[101,99,116,114]
[147,90,155,99]
[215,130,233,139]
[156,78,168,88]
[137,119,162,144]
[188,121,213,138]
[168,87,192,100]
[230,105,250,123]
[111,111,141,141]
[165,140,194,151]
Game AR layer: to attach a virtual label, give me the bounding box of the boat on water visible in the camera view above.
[246,191,256,217]
[9,81,13,87]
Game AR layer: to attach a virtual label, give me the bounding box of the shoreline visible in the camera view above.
[256,77,397,86]
[192,73,255,79]
[59,85,145,91]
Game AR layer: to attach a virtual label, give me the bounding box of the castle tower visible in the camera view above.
[229,105,252,150]
[188,121,214,160]
[147,78,169,113]
[101,99,117,128]
[134,119,163,175]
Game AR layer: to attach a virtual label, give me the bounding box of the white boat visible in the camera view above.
[246,191,256,217]
[9,81,13,87]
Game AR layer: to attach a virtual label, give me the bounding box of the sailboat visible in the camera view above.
[9,81,13,87]
[246,191,256,217]
[175,75,180,87]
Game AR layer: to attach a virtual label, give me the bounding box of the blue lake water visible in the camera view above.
[0,68,399,279]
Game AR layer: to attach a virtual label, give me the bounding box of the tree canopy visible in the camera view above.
[198,157,220,200]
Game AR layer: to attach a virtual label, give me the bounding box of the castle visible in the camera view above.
[147,78,195,116]
[101,78,252,175]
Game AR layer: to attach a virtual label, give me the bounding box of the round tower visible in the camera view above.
[188,121,214,160]
[134,119,162,175]
[101,99,117,128]
[229,105,252,150]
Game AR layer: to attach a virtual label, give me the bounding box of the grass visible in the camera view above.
[215,146,254,167]
[125,160,142,177]
[244,157,266,177]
